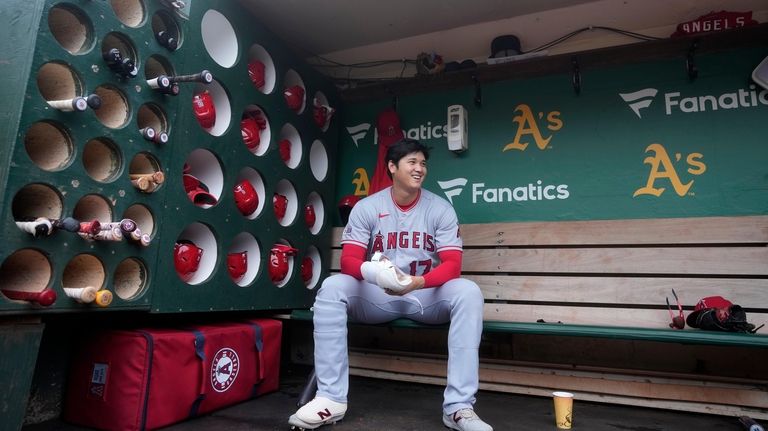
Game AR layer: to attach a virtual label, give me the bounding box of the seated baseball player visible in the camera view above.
[289,139,492,431]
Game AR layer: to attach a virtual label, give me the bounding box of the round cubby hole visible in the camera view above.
[274,179,298,227]
[73,194,113,224]
[283,69,306,114]
[194,79,231,137]
[201,9,238,68]
[278,123,302,169]
[235,168,265,220]
[101,32,139,74]
[114,257,148,300]
[241,105,271,156]
[152,9,182,51]
[305,192,325,235]
[37,61,83,103]
[227,232,261,287]
[303,246,322,289]
[110,0,145,28]
[129,152,164,194]
[12,184,63,222]
[24,121,74,172]
[93,85,130,129]
[310,139,329,182]
[271,239,296,288]
[313,91,333,131]
[175,223,217,285]
[48,3,94,55]
[83,137,122,183]
[62,254,105,293]
[184,149,223,208]
[123,204,155,237]
[247,44,276,94]
[144,54,175,81]
[0,249,53,301]
[137,103,169,141]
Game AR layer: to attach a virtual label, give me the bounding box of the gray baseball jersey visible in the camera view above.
[341,187,462,276]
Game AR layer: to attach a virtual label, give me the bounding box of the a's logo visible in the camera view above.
[633,143,706,197]
[619,88,658,118]
[437,178,468,204]
[210,347,240,393]
[503,104,563,152]
[346,123,371,147]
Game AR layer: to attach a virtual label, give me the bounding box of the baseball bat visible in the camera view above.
[52,217,81,233]
[296,368,318,407]
[47,97,88,112]
[140,233,151,246]
[139,127,156,141]
[81,226,122,241]
[85,94,102,110]
[739,416,765,431]
[15,217,53,237]
[94,290,113,307]
[79,220,101,235]
[63,286,98,303]
[146,75,171,90]
[170,70,213,84]
[2,288,57,306]
[152,131,169,144]
[130,172,165,184]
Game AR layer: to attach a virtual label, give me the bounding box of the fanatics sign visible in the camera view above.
[671,11,757,37]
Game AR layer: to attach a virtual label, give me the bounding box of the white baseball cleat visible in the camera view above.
[288,396,347,430]
[443,408,493,431]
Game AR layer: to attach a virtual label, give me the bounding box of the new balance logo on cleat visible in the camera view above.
[317,408,332,420]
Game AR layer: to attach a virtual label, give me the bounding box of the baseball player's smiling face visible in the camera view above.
[389,151,427,193]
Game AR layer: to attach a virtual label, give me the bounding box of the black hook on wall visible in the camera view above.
[473,75,482,108]
[686,40,699,81]
[572,57,581,95]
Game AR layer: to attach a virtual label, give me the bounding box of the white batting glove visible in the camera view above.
[375,264,413,293]
[360,252,392,284]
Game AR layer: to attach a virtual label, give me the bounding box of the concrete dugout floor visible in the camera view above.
[25,366,753,431]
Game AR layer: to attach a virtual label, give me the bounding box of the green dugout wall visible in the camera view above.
[335,34,768,224]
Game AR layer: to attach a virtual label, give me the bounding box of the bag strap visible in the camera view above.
[188,330,206,418]
[250,322,265,397]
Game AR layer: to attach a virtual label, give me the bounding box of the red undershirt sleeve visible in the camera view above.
[340,243,366,279]
[422,250,462,288]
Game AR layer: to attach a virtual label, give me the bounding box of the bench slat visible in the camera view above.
[331,247,768,275]
[483,303,768,329]
[461,247,768,275]
[470,275,768,307]
[332,215,768,246]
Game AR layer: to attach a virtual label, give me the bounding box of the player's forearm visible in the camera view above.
[422,250,462,288]
[340,244,366,279]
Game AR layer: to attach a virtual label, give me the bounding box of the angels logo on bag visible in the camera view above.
[210,347,240,392]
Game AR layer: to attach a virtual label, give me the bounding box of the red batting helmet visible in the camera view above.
[283,85,305,111]
[313,105,328,128]
[192,90,216,129]
[304,204,316,228]
[273,193,288,221]
[227,250,248,282]
[247,60,265,89]
[240,117,261,150]
[278,139,291,163]
[183,174,218,206]
[301,256,313,284]
[269,244,298,282]
[174,240,204,282]
[338,194,361,225]
[233,180,258,216]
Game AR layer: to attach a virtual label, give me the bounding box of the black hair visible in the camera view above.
[385,138,430,179]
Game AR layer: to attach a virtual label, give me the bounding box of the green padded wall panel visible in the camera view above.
[149,0,339,313]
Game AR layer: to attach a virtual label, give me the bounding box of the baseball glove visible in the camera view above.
[689,305,760,334]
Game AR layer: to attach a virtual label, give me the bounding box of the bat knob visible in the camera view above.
[37,289,57,307]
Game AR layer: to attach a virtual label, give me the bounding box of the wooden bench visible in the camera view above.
[290,215,768,418]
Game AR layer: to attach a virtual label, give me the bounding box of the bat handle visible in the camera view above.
[2,288,57,306]
[171,70,213,84]
[94,290,113,307]
[63,286,98,303]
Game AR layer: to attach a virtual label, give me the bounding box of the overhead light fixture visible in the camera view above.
[753,56,768,90]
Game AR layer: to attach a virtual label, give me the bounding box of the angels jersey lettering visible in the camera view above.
[341,187,461,276]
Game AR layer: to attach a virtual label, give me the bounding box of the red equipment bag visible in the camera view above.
[63,318,281,431]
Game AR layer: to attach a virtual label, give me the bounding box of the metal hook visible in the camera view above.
[572,57,581,95]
